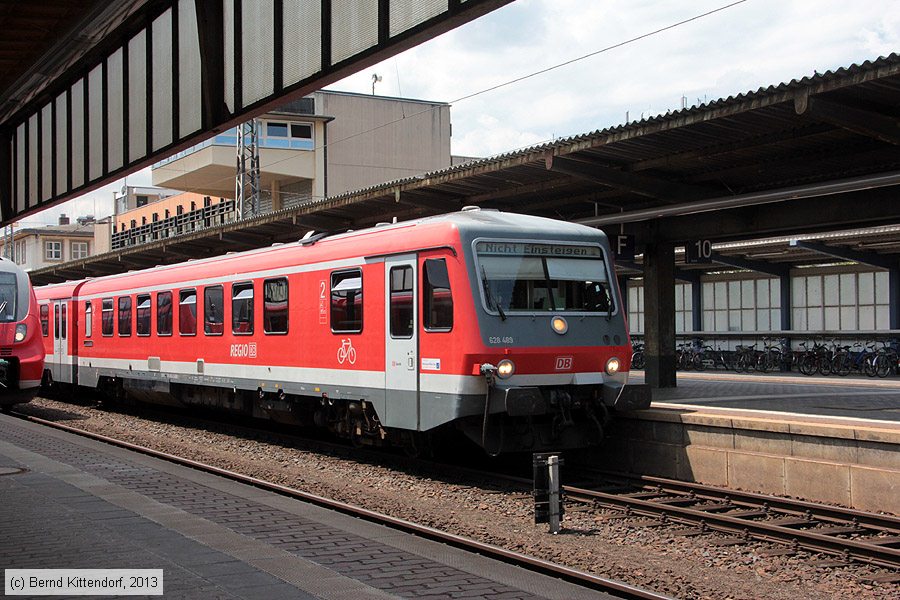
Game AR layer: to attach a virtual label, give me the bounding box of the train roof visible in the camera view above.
[36,210,608,296]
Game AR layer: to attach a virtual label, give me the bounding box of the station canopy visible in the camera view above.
[29,53,900,285]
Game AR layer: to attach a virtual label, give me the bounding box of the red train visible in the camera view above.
[0,258,44,411]
[35,209,649,453]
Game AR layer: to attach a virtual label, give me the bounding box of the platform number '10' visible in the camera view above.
[686,239,712,264]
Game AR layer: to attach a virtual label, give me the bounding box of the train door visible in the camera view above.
[51,299,69,383]
[384,255,419,430]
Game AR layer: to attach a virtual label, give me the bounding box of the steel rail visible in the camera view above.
[563,483,900,570]
[12,412,671,600]
[621,473,900,534]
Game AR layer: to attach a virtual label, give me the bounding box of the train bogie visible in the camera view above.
[35,210,649,452]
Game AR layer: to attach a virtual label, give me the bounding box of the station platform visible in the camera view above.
[600,372,900,514]
[0,414,614,600]
[632,370,900,423]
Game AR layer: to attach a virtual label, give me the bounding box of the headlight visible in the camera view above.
[14,323,27,343]
[496,359,515,379]
[605,356,620,375]
[551,316,568,335]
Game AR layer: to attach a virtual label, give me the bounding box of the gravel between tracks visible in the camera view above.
[18,397,898,600]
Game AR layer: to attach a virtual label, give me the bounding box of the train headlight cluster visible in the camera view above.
[14,323,26,343]
[605,357,621,375]
[496,359,515,379]
[551,316,568,335]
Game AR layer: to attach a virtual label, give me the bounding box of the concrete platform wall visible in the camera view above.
[598,407,899,515]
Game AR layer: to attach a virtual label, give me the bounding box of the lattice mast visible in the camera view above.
[235,119,260,220]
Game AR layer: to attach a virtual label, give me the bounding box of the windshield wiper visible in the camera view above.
[604,286,613,322]
[481,266,507,321]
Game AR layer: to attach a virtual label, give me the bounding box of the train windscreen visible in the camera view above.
[0,272,18,322]
[476,241,614,314]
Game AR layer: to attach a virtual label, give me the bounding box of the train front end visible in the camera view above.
[457,212,650,453]
[0,259,43,410]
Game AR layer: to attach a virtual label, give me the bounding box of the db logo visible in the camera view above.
[555,356,573,370]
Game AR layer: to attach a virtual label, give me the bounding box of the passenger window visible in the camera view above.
[118,297,132,336]
[390,266,413,338]
[85,301,92,337]
[61,304,67,339]
[232,282,254,335]
[136,294,151,336]
[331,270,362,333]
[263,278,288,334]
[423,258,453,331]
[101,298,114,336]
[204,285,224,335]
[54,305,59,338]
[40,304,49,336]
[157,291,172,335]
[179,290,197,335]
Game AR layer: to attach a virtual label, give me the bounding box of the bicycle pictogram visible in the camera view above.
[337,338,357,365]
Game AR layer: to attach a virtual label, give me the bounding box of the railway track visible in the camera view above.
[559,468,900,578]
[10,409,670,600]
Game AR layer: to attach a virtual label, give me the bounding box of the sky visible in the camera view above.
[19,0,899,227]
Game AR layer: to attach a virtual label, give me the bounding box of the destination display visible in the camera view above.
[476,242,601,258]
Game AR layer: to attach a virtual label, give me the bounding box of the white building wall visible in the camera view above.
[627,268,891,337]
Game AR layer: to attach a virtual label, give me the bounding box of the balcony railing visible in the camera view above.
[111,200,236,250]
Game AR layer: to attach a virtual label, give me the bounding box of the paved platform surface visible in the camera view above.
[632,371,900,423]
[0,414,617,600]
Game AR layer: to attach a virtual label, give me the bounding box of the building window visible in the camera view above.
[204,285,224,335]
[232,282,254,335]
[331,270,362,333]
[136,195,149,207]
[118,296,132,336]
[291,123,312,139]
[263,278,288,334]
[85,301,92,338]
[157,291,172,335]
[15,241,25,264]
[45,240,62,261]
[101,299,114,336]
[71,241,89,260]
[179,290,197,335]
[266,122,289,137]
[423,259,453,331]
[136,294,151,336]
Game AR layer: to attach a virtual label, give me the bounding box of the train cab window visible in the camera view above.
[204,285,224,335]
[118,297,132,336]
[476,242,614,314]
[330,270,362,333]
[85,302,92,337]
[40,304,49,336]
[179,290,197,335]
[157,291,173,336]
[263,278,288,334]
[136,294,151,336]
[61,304,67,339]
[423,259,453,331]
[101,299,114,336]
[232,282,254,335]
[389,266,414,338]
